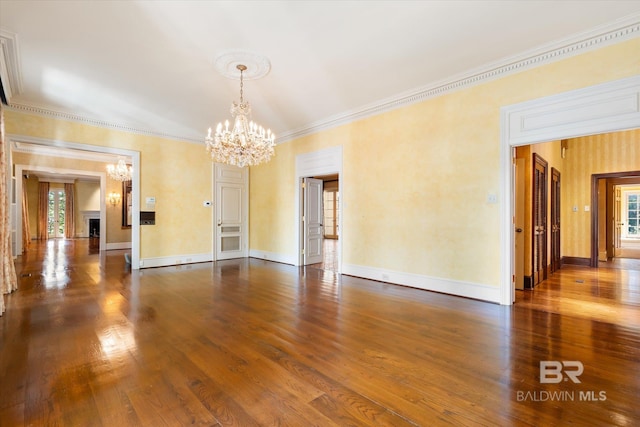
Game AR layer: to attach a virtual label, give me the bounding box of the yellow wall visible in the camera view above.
[562,129,640,258]
[250,38,640,288]
[6,115,214,258]
[6,37,639,281]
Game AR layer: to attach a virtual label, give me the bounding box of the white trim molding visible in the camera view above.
[6,103,203,144]
[139,252,212,269]
[106,242,132,251]
[505,76,640,145]
[249,249,296,265]
[500,75,640,305]
[0,29,23,102]
[295,146,343,272]
[342,264,501,304]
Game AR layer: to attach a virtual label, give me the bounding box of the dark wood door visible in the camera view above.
[550,168,561,273]
[532,154,548,286]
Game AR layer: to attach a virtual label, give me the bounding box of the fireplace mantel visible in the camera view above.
[81,210,100,238]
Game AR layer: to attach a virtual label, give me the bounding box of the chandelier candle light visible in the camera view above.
[106,159,132,182]
[205,64,275,167]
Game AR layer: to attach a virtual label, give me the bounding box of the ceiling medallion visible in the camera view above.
[214,50,271,80]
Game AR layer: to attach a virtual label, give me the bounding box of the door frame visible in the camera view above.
[10,135,140,268]
[295,146,343,273]
[214,163,249,260]
[590,171,640,267]
[500,75,640,305]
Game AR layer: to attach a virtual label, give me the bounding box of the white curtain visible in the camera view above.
[1,104,18,315]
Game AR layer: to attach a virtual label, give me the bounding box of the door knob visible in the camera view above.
[515,228,523,233]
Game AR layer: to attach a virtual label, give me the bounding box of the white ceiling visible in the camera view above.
[1,1,639,145]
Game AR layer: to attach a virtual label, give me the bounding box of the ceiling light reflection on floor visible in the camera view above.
[98,324,137,360]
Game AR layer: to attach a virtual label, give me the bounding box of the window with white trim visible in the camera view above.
[623,191,639,238]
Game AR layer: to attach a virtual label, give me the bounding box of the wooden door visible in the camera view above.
[550,168,561,273]
[532,154,548,286]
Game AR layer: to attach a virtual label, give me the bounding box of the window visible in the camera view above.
[624,191,639,238]
[48,189,66,238]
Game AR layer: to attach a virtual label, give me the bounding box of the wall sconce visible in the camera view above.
[561,139,568,159]
[108,192,121,206]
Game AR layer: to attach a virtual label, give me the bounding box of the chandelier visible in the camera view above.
[205,64,275,168]
[106,159,132,181]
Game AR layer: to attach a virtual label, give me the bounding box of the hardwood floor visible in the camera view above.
[1,240,639,426]
[308,238,338,272]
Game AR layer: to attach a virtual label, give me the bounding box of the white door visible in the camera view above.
[304,177,323,265]
[215,170,247,260]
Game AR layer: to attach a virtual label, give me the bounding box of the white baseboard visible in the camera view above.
[621,239,640,248]
[140,252,213,269]
[249,249,296,265]
[106,242,132,251]
[342,263,501,304]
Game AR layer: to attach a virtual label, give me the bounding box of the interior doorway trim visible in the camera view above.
[590,170,640,267]
[500,75,640,305]
[295,146,343,273]
[14,164,108,251]
[8,134,141,270]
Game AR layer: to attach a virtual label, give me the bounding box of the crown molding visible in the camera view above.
[6,103,203,144]
[277,14,640,143]
[11,139,122,163]
[0,29,23,102]
[4,14,639,145]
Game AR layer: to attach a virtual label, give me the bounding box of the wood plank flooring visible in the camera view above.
[1,239,639,426]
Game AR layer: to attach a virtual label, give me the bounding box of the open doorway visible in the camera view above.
[295,146,343,274]
[592,172,640,267]
[10,137,140,269]
[304,174,339,272]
